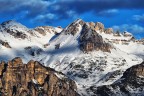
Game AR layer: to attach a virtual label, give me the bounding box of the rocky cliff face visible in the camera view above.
[64,19,85,35]
[92,61,144,96]
[104,28,113,34]
[0,57,79,96]
[34,26,57,36]
[80,23,112,52]
[94,22,105,32]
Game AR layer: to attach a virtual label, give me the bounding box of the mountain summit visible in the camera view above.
[0,19,144,95]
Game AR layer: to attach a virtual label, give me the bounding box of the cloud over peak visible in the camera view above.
[1,0,144,22]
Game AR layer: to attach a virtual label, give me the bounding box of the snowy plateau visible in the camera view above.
[0,19,144,96]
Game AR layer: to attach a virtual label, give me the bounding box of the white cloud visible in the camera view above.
[34,13,56,21]
[133,14,144,22]
[66,10,78,19]
[112,24,144,34]
[97,9,118,16]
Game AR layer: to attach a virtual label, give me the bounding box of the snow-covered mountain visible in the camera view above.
[0,20,62,62]
[0,19,144,95]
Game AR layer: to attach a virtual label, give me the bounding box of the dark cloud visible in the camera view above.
[0,0,144,24]
[52,0,144,16]
[0,0,52,18]
[42,0,144,21]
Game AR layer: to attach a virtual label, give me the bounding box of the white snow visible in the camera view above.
[0,20,60,62]
[0,20,144,95]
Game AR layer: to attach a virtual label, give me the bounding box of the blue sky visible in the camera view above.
[0,0,144,38]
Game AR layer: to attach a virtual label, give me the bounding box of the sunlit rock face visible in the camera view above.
[104,28,113,34]
[0,39,11,48]
[80,24,112,52]
[0,57,79,96]
[94,22,105,32]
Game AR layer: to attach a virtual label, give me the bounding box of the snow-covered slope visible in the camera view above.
[0,20,62,62]
[0,19,144,95]
[99,30,144,58]
[38,19,143,95]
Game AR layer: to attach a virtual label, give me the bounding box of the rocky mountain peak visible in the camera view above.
[1,20,16,25]
[80,23,112,52]
[94,22,105,32]
[1,20,27,29]
[0,19,144,96]
[104,28,113,34]
[34,26,60,36]
[64,19,85,35]
[0,20,28,40]
[58,19,112,52]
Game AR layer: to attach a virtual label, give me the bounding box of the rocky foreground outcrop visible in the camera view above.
[89,61,144,96]
[0,57,79,96]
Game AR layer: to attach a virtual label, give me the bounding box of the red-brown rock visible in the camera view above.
[0,57,79,96]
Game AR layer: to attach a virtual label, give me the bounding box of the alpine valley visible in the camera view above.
[0,19,144,96]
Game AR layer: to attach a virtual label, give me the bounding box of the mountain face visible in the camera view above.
[95,61,144,96]
[0,19,144,95]
[0,20,62,62]
[0,57,79,96]
[79,23,111,52]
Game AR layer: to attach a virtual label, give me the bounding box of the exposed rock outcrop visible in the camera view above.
[0,39,11,48]
[24,46,43,56]
[123,31,132,37]
[89,22,95,30]
[34,27,46,36]
[113,31,121,37]
[0,57,79,96]
[65,23,79,35]
[34,26,55,36]
[104,28,113,34]
[6,29,27,39]
[80,24,112,52]
[65,19,85,35]
[93,61,144,96]
[94,22,104,32]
